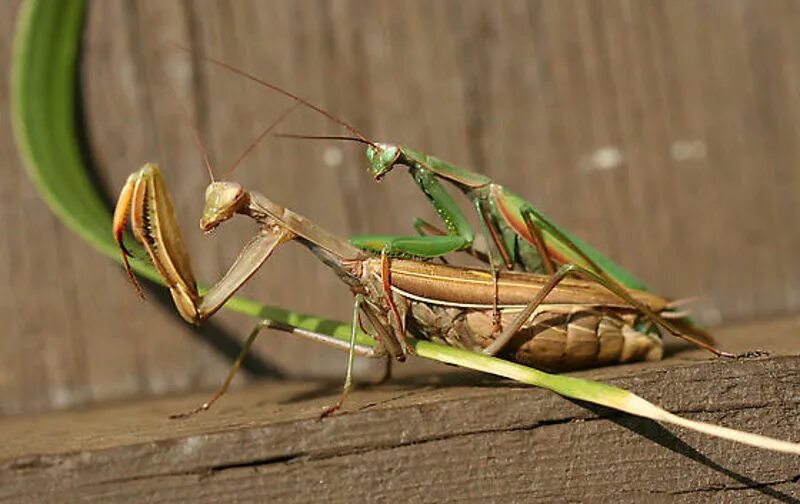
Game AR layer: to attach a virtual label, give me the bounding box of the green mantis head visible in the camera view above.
[366,143,402,180]
[200,181,249,232]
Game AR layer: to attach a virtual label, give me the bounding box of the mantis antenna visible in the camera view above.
[162,74,216,182]
[163,68,300,182]
[173,44,380,150]
[223,103,301,179]
[273,133,374,147]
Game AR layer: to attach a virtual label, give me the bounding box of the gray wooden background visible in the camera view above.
[2,0,800,417]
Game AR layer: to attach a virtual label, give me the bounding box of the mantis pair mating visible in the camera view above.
[198,53,720,357]
[112,54,798,453]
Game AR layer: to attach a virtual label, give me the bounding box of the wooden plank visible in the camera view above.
[1,317,799,502]
[3,0,800,416]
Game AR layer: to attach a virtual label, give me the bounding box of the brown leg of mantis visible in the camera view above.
[359,297,405,362]
[170,316,383,419]
[372,355,393,386]
[482,263,736,359]
[491,268,502,335]
[355,299,394,384]
[352,302,394,384]
[476,200,514,270]
[169,320,273,420]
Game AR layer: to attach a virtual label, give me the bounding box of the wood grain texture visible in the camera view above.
[1,318,799,502]
[3,0,800,415]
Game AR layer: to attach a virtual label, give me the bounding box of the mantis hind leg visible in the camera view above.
[482,263,735,359]
[519,210,556,275]
[518,205,606,278]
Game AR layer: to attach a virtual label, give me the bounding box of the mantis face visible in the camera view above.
[200,181,248,232]
[365,143,402,180]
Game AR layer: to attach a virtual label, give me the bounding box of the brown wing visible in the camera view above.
[388,259,668,311]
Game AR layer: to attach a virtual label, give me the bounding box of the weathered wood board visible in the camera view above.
[1,317,799,502]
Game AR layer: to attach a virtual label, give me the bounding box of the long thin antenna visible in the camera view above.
[163,73,216,182]
[274,132,374,146]
[172,44,378,149]
[224,102,301,178]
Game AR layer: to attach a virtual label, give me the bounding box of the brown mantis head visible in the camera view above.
[197,101,302,232]
[200,181,249,232]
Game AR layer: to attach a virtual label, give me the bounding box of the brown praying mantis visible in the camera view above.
[111,102,715,391]
[114,160,678,410]
[112,159,800,453]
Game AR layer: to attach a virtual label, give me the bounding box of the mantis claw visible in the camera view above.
[168,403,210,420]
[318,402,344,420]
[736,350,770,359]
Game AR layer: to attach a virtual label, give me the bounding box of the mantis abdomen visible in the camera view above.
[407,303,663,372]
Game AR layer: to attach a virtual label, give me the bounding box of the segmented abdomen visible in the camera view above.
[406,303,663,371]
